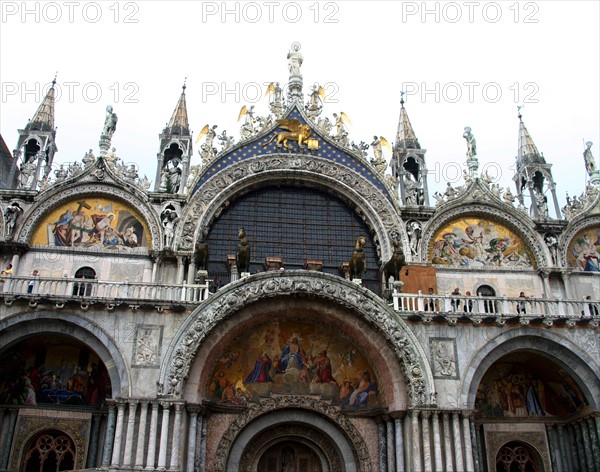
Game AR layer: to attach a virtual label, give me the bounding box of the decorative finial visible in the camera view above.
[52,72,58,87]
[400,91,405,107]
[517,104,524,121]
[182,76,187,92]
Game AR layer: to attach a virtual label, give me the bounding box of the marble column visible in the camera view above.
[411,410,422,472]
[386,418,395,472]
[186,406,200,472]
[198,416,207,472]
[176,256,185,285]
[158,402,172,469]
[421,411,432,472]
[378,421,387,472]
[452,412,464,472]
[135,401,149,468]
[557,424,570,472]
[123,400,139,467]
[546,424,560,472]
[146,401,160,469]
[169,403,184,470]
[394,416,405,472]
[431,412,443,472]
[0,408,17,470]
[111,400,126,467]
[86,413,103,468]
[461,413,474,472]
[588,416,600,472]
[442,412,454,472]
[187,260,197,285]
[101,401,117,467]
[594,415,600,446]
[573,422,586,470]
[581,419,594,471]
[470,416,481,472]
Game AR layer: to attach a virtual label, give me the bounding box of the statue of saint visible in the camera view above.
[103,105,118,138]
[287,42,303,76]
[584,141,596,175]
[463,126,476,158]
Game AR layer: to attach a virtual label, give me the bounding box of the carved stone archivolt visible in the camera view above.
[160,271,434,406]
[177,154,409,260]
[14,181,162,251]
[217,396,370,472]
[484,430,551,472]
[238,423,342,472]
[421,203,549,267]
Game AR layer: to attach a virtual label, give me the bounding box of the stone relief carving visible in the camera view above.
[430,338,459,379]
[133,325,163,367]
[162,273,433,406]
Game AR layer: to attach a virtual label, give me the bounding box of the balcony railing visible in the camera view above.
[0,275,210,305]
[392,291,599,324]
[1,275,598,324]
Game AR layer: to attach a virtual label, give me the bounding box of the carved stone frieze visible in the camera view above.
[161,272,434,406]
[15,182,161,251]
[179,155,409,259]
[215,396,371,472]
[421,203,549,267]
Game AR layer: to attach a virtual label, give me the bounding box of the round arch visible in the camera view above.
[177,154,409,263]
[219,399,372,472]
[421,203,549,267]
[459,329,600,410]
[0,310,130,398]
[160,271,434,407]
[14,180,161,251]
[560,213,600,269]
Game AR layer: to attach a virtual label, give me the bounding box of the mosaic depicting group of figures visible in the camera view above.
[431,218,534,268]
[207,321,381,410]
[568,227,600,272]
[475,353,587,418]
[32,198,148,250]
[0,335,111,407]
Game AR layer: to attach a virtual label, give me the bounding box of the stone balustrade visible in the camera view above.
[1,275,210,304]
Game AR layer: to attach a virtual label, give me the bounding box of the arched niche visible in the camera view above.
[163,271,434,408]
[0,312,130,399]
[196,314,391,412]
[427,216,537,269]
[460,330,600,411]
[565,225,600,272]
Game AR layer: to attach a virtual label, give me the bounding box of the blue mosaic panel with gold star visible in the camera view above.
[193,108,392,203]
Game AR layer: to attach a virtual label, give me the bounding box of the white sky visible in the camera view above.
[1,1,599,209]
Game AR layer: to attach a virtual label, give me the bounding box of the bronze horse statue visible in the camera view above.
[236,227,251,274]
[349,236,366,280]
[194,227,209,271]
[382,239,406,285]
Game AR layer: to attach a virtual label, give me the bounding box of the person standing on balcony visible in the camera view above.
[464,291,473,312]
[451,288,461,311]
[28,270,39,294]
[517,292,527,314]
[585,295,599,317]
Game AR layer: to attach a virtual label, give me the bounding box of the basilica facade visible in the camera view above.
[1,44,599,472]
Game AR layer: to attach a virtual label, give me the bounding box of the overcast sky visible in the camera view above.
[1,1,599,209]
